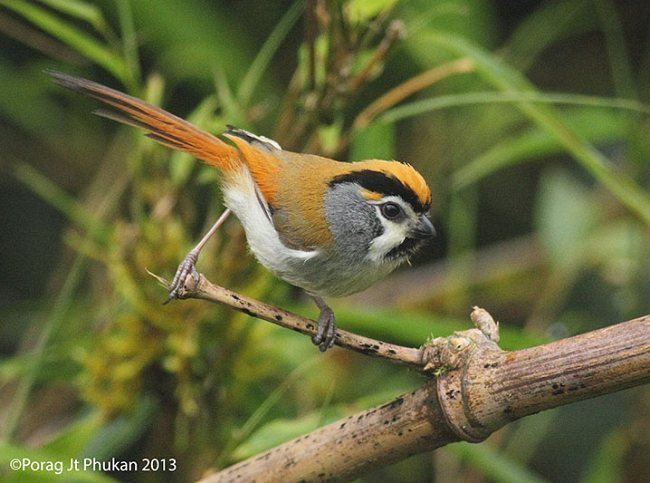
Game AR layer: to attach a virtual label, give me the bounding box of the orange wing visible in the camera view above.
[223,133,281,205]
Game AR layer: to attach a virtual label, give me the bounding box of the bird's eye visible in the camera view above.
[380,202,402,220]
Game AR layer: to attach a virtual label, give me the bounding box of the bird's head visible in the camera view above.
[323,160,434,265]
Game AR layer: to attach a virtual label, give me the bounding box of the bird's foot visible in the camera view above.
[164,249,200,304]
[312,304,337,352]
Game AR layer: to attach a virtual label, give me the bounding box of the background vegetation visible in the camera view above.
[0,0,648,481]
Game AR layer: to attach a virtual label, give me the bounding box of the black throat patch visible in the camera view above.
[386,237,425,260]
[329,169,429,213]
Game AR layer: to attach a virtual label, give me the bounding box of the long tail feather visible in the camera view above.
[48,70,238,171]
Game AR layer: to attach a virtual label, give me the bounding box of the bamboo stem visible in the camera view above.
[198,315,649,482]
[149,271,649,481]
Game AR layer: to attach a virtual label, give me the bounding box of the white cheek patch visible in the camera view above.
[365,196,415,263]
[366,213,410,263]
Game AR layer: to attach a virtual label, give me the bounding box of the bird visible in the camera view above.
[48,71,435,351]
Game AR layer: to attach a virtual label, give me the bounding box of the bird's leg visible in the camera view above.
[311,295,337,352]
[164,208,232,304]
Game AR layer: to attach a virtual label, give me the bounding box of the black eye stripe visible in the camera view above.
[329,170,430,213]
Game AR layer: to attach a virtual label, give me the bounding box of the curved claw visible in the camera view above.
[312,305,337,352]
[163,250,199,305]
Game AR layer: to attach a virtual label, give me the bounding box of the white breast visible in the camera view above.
[222,168,318,281]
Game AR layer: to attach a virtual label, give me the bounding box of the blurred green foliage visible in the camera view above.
[0,0,648,482]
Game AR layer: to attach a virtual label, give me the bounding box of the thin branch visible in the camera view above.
[0,12,85,64]
[149,271,424,368]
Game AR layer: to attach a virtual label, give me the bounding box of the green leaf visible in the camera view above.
[0,343,81,385]
[0,256,89,443]
[408,31,650,224]
[1,0,128,83]
[503,411,557,464]
[42,413,104,458]
[218,357,319,465]
[35,0,110,35]
[452,108,632,189]
[381,91,650,123]
[580,428,627,483]
[128,0,254,83]
[449,441,549,483]
[403,0,496,56]
[13,163,108,240]
[318,119,344,155]
[586,219,646,278]
[0,62,77,153]
[346,0,398,23]
[536,169,596,268]
[213,69,245,127]
[116,0,140,90]
[81,397,157,460]
[237,0,304,107]
[350,121,395,161]
[594,0,638,100]
[503,0,592,72]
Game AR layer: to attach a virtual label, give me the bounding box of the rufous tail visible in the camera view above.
[48,71,239,172]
